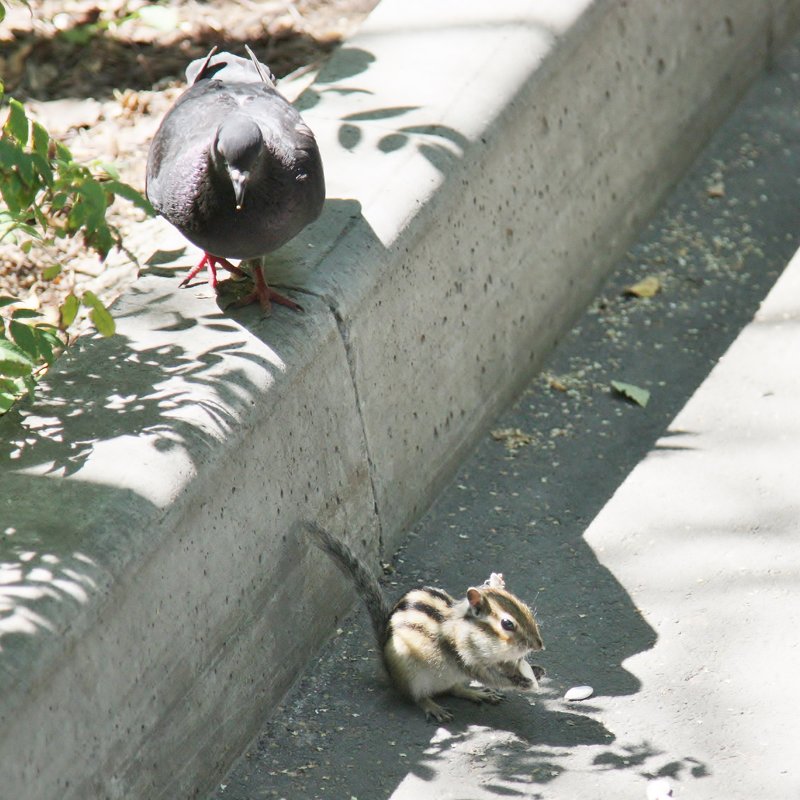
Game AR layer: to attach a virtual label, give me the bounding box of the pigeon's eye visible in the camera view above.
[501,617,516,632]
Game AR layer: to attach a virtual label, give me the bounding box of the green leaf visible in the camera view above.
[21,372,36,397]
[0,337,36,376]
[34,327,61,364]
[54,141,72,162]
[4,98,29,143]
[82,290,115,336]
[60,293,79,328]
[59,22,102,45]
[89,223,115,258]
[102,178,155,215]
[0,295,20,309]
[611,380,650,408]
[11,307,42,319]
[67,195,90,231]
[42,263,62,280]
[9,319,38,358]
[0,390,19,415]
[31,120,49,156]
[0,167,37,211]
[31,152,54,186]
[75,178,108,231]
[35,331,53,364]
[50,191,69,211]
[12,221,43,240]
[0,378,20,395]
[95,161,120,179]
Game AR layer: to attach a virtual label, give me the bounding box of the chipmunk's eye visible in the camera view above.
[501,617,516,632]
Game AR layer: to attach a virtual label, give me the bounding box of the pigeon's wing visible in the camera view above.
[291,118,323,163]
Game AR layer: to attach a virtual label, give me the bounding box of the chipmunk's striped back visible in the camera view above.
[385,586,459,675]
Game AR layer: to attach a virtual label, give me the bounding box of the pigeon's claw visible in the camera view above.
[180,253,242,290]
[232,264,303,314]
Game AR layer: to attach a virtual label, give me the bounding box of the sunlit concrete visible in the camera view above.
[575,247,800,799]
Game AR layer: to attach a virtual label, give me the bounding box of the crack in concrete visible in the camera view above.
[329,301,385,555]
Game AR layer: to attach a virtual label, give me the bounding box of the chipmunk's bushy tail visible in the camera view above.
[303,521,391,648]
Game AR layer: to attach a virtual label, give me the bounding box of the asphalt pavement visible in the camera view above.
[210,31,800,800]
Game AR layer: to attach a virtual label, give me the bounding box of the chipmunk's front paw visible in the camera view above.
[419,697,453,723]
[450,684,505,705]
[503,658,544,690]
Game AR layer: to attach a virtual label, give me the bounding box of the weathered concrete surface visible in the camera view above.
[212,28,800,799]
[1,0,799,798]
[270,0,800,545]
[0,280,377,798]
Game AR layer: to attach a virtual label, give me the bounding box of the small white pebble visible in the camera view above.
[646,777,673,799]
[564,685,593,701]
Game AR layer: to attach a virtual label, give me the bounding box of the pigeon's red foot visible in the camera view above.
[232,264,303,314]
[180,253,245,290]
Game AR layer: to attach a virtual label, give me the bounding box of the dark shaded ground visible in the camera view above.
[209,29,800,800]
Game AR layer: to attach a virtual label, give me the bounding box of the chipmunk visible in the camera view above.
[304,521,545,722]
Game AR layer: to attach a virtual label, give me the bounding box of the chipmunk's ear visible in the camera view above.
[467,587,486,611]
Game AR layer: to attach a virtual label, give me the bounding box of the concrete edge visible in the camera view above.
[0,0,797,798]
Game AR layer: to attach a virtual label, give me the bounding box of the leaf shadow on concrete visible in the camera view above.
[0,292,283,673]
[297,45,471,176]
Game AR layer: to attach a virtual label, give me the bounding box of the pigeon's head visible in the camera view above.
[212,116,264,211]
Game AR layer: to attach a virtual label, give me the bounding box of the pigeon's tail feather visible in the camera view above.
[184,49,275,87]
[245,44,276,86]
[192,46,220,84]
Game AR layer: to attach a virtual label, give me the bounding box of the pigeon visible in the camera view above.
[146,46,325,312]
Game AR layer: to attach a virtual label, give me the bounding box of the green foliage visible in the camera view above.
[0,297,61,412]
[0,67,154,414]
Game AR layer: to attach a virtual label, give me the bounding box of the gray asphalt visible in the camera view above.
[210,32,800,800]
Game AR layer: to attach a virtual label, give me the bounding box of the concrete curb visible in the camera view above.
[1,1,797,797]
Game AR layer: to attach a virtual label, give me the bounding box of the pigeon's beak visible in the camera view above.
[229,168,248,211]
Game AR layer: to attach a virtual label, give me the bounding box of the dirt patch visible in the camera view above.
[1,0,375,100]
